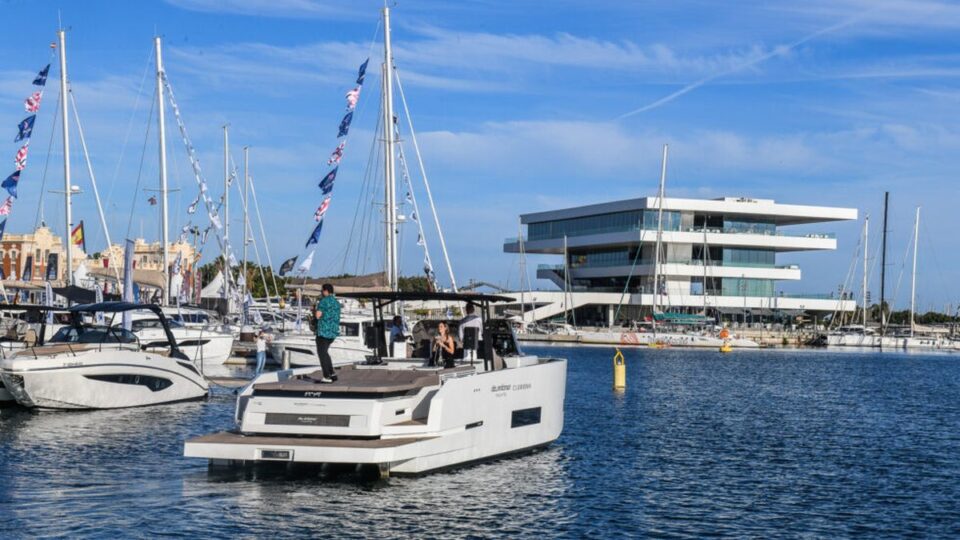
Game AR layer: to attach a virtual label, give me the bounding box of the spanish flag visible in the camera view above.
[71,221,86,252]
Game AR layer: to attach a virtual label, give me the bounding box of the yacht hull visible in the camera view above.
[577,330,760,349]
[185,358,566,475]
[826,334,960,350]
[0,349,209,409]
[140,329,235,365]
[267,335,369,367]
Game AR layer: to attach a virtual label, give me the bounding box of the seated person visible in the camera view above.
[431,321,457,369]
[389,315,406,356]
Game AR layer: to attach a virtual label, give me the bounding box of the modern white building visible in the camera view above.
[502,196,858,325]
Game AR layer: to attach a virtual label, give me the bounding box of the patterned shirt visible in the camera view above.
[316,295,341,339]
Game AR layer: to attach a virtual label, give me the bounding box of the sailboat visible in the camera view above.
[573,146,758,350]
[185,7,568,476]
[826,205,959,350]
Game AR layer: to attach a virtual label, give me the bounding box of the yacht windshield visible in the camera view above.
[50,325,138,344]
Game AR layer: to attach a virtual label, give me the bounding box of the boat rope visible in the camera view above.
[394,123,438,291]
[828,225,862,328]
[123,83,156,242]
[231,169,273,316]
[106,46,154,217]
[612,225,650,328]
[161,73,241,301]
[248,174,281,299]
[32,84,61,232]
[68,90,122,283]
[394,67,458,291]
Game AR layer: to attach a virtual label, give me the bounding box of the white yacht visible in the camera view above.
[185,292,567,477]
[128,311,235,365]
[267,312,374,368]
[0,302,209,410]
[0,305,56,406]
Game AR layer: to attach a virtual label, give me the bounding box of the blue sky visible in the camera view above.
[0,0,958,312]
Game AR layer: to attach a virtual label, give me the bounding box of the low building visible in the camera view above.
[503,196,858,325]
[0,226,85,282]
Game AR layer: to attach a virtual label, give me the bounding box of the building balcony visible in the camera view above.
[536,260,802,281]
[505,228,837,254]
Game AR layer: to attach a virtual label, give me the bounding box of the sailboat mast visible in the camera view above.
[222,124,230,301]
[242,145,249,314]
[652,144,668,319]
[862,215,869,328]
[58,29,73,286]
[910,206,920,337]
[880,191,889,334]
[155,37,170,305]
[382,7,398,292]
[518,217,527,326]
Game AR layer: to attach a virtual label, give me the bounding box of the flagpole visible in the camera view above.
[155,36,170,306]
[58,28,73,287]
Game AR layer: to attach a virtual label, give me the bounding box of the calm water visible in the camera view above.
[2,347,960,538]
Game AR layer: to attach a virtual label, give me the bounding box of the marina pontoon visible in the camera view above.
[185,292,567,477]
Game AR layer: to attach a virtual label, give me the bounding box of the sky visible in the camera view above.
[0,0,958,313]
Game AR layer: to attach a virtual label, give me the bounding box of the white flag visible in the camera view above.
[297,250,315,274]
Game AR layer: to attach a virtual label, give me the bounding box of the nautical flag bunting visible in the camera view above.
[0,197,13,216]
[1,171,18,198]
[278,255,298,276]
[357,59,369,85]
[24,91,42,113]
[32,64,50,86]
[315,196,331,222]
[346,87,361,110]
[318,167,337,194]
[305,220,324,247]
[14,115,35,142]
[337,111,353,137]
[327,141,345,165]
[14,142,29,171]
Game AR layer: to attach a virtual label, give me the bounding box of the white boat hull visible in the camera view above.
[826,334,960,350]
[577,330,760,349]
[185,357,567,475]
[267,335,370,367]
[138,328,235,365]
[0,348,209,409]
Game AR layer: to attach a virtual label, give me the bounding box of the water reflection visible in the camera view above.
[3,347,960,537]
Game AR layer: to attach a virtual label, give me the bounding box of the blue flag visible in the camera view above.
[305,220,324,247]
[33,64,50,86]
[15,115,35,142]
[2,171,19,198]
[318,167,337,194]
[338,111,353,137]
[0,218,6,241]
[357,58,369,85]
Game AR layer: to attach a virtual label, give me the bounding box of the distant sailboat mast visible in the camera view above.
[652,144,668,331]
[862,215,869,329]
[910,207,920,337]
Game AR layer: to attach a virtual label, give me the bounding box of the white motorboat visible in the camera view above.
[267,312,374,368]
[185,292,567,477]
[129,312,235,365]
[0,305,56,406]
[0,302,209,410]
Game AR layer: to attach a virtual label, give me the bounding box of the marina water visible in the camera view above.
[2,346,960,537]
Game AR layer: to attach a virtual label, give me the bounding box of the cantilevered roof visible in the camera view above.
[521,196,857,226]
[339,291,515,303]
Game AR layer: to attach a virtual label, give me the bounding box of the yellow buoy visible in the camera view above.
[613,348,626,390]
[719,342,733,353]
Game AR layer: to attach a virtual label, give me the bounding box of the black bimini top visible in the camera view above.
[338,291,515,304]
[68,301,165,315]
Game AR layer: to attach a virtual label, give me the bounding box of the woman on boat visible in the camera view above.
[433,321,456,369]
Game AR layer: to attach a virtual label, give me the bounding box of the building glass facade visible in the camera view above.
[527,210,681,241]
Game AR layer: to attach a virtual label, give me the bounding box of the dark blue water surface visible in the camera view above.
[3,346,960,538]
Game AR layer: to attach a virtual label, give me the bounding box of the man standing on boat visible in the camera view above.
[314,283,340,382]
